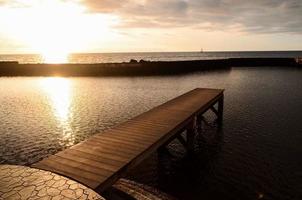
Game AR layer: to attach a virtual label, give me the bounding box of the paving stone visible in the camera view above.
[2,176,12,182]
[0,185,12,193]
[75,188,84,198]
[13,186,26,191]
[37,187,48,197]
[51,195,64,200]
[19,186,35,199]
[69,184,78,190]
[0,165,105,200]
[53,180,66,188]
[88,192,100,200]
[79,194,88,200]
[47,188,60,196]
[61,189,76,199]
[21,172,33,178]
[0,169,11,176]
[42,175,54,182]
[45,180,56,187]
[31,190,38,197]
[53,176,61,181]
[36,185,45,191]
[11,169,25,177]
[2,191,18,199]
[57,184,69,190]
[6,192,21,200]
[37,196,51,200]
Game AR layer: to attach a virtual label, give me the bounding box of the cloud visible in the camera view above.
[80,0,129,13]
[1,0,302,34]
[0,0,8,5]
[80,0,302,33]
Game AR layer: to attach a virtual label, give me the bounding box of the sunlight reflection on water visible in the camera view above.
[39,77,75,146]
[42,52,69,64]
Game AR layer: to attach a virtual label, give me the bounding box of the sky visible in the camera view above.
[0,0,302,54]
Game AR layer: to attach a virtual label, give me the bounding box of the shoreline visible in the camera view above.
[0,57,301,76]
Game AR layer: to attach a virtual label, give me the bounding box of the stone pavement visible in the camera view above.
[0,165,105,200]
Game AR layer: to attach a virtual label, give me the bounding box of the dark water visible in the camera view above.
[0,51,302,64]
[0,67,302,199]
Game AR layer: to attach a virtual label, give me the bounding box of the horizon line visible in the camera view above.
[1,49,302,55]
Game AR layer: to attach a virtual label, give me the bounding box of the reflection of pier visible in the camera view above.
[32,88,224,194]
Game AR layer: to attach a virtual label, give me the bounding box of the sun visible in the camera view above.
[41,51,69,64]
[24,0,86,63]
[0,0,118,63]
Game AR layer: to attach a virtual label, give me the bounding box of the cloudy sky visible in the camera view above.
[0,0,301,53]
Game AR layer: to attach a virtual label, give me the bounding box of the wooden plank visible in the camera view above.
[88,136,144,152]
[109,129,167,141]
[114,120,172,131]
[105,126,162,138]
[111,133,159,143]
[43,155,113,178]
[83,139,138,156]
[89,140,145,154]
[128,119,172,127]
[117,119,172,129]
[107,129,160,141]
[113,124,169,136]
[33,157,106,183]
[72,143,133,161]
[56,150,120,172]
[32,88,224,192]
[67,148,124,166]
[64,148,123,168]
[94,134,151,148]
[136,111,191,123]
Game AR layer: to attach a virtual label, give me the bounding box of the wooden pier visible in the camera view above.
[32,88,224,193]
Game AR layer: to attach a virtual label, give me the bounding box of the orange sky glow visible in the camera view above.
[0,0,301,60]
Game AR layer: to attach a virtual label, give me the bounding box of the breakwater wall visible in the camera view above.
[0,58,300,76]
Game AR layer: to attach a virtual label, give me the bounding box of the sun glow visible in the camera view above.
[40,77,75,145]
[0,0,117,62]
[40,77,72,121]
[41,51,69,64]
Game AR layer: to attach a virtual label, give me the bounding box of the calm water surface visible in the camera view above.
[1,51,302,63]
[0,67,302,199]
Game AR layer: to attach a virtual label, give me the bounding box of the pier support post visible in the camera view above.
[196,115,203,134]
[217,94,224,129]
[186,117,196,153]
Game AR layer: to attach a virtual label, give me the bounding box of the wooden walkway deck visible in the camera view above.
[32,88,224,193]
